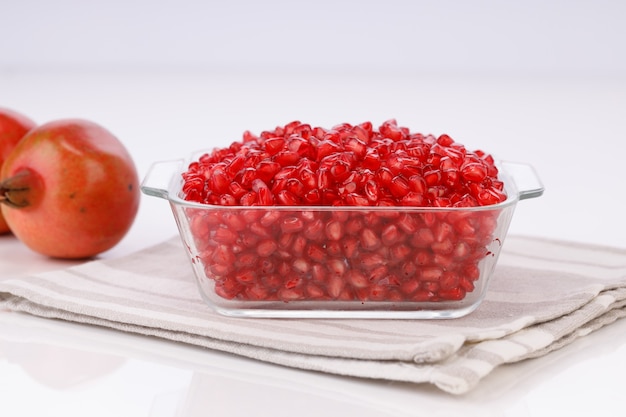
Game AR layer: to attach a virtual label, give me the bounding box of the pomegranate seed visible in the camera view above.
[398,260,417,278]
[381,224,402,246]
[396,213,419,233]
[182,120,507,303]
[305,243,326,262]
[358,252,385,270]
[316,139,341,159]
[279,287,305,301]
[400,192,426,206]
[214,278,244,299]
[209,168,230,194]
[389,176,411,198]
[327,258,347,277]
[281,216,304,233]
[245,283,271,301]
[341,235,360,258]
[390,243,411,261]
[440,271,460,291]
[261,273,282,289]
[256,239,278,257]
[276,190,300,205]
[221,213,246,231]
[412,289,435,302]
[376,167,394,187]
[303,189,321,204]
[421,266,443,281]
[212,226,238,244]
[325,220,344,241]
[259,210,282,227]
[264,136,285,155]
[362,150,381,170]
[274,150,300,166]
[327,275,345,299]
[461,162,488,182]
[344,216,364,235]
[360,228,381,251]
[400,279,420,296]
[298,168,317,190]
[234,268,256,284]
[292,235,307,257]
[438,287,465,301]
[306,283,326,299]
[259,258,276,274]
[408,175,427,193]
[236,251,257,267]
[292,258,311,275]
[368,265,388,282]
[347,270,369,288]
[256,160,281,183]
[436,134,454,146]
[326,241,343,258]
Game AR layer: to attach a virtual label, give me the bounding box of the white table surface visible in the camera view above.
[1,71,625,416]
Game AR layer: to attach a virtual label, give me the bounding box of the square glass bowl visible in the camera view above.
[141,155,543,319]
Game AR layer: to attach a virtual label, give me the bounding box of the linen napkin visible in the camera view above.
[1,235,625,395]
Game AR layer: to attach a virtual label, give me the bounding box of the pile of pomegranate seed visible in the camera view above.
[182,120,507,303]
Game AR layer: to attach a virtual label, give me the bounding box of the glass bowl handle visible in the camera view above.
[140,160,183,200]
[501,161,545,201]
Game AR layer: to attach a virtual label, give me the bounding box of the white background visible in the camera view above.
[1,1,626,416]
[2,0,625,76]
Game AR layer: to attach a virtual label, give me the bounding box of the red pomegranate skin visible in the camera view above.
[0,119,140,259]
[0,107,37,233]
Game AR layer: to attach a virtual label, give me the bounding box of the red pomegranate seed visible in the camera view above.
[438,287,465,301]
[236,251,257,267]
[256,160,281,183]
[209,168,231,194]
[390,243,411,261]
[360,228,381,251]
[389,176,411,198]
[347,270,369,288]
[279,287,305,301]
[341,236,360,258]
[303,189,321,204]
[264,136,285,155]
[325,220,344,241]
[327,275,345,299]
[421,266,443,281]
[276,190,300,206]
[381,224,402,246]
[437,134,455,147]
[212,226,238,244]
[327,258,347,277]
[400,278,420,296]
[256,239,278,257]
[281,216,304,233]
[461,163,487,183]
[234,268,256,284]
[182,120,507,303]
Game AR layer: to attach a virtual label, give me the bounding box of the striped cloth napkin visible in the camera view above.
[1,235,625,394]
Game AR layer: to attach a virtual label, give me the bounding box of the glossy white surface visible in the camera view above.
[1,1,626,413]
[1,70,625,417]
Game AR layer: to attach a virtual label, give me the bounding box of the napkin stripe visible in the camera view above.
[2,276,463,361]
[1,235,625,395]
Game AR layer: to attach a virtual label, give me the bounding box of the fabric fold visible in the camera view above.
[1,235,625,394]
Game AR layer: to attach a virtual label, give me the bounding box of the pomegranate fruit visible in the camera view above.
[0,107,37,234]
[0,119,140,259]
[181,120,506,302]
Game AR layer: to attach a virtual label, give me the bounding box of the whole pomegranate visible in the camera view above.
[0,119,140,259]
[0,107,37,234]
